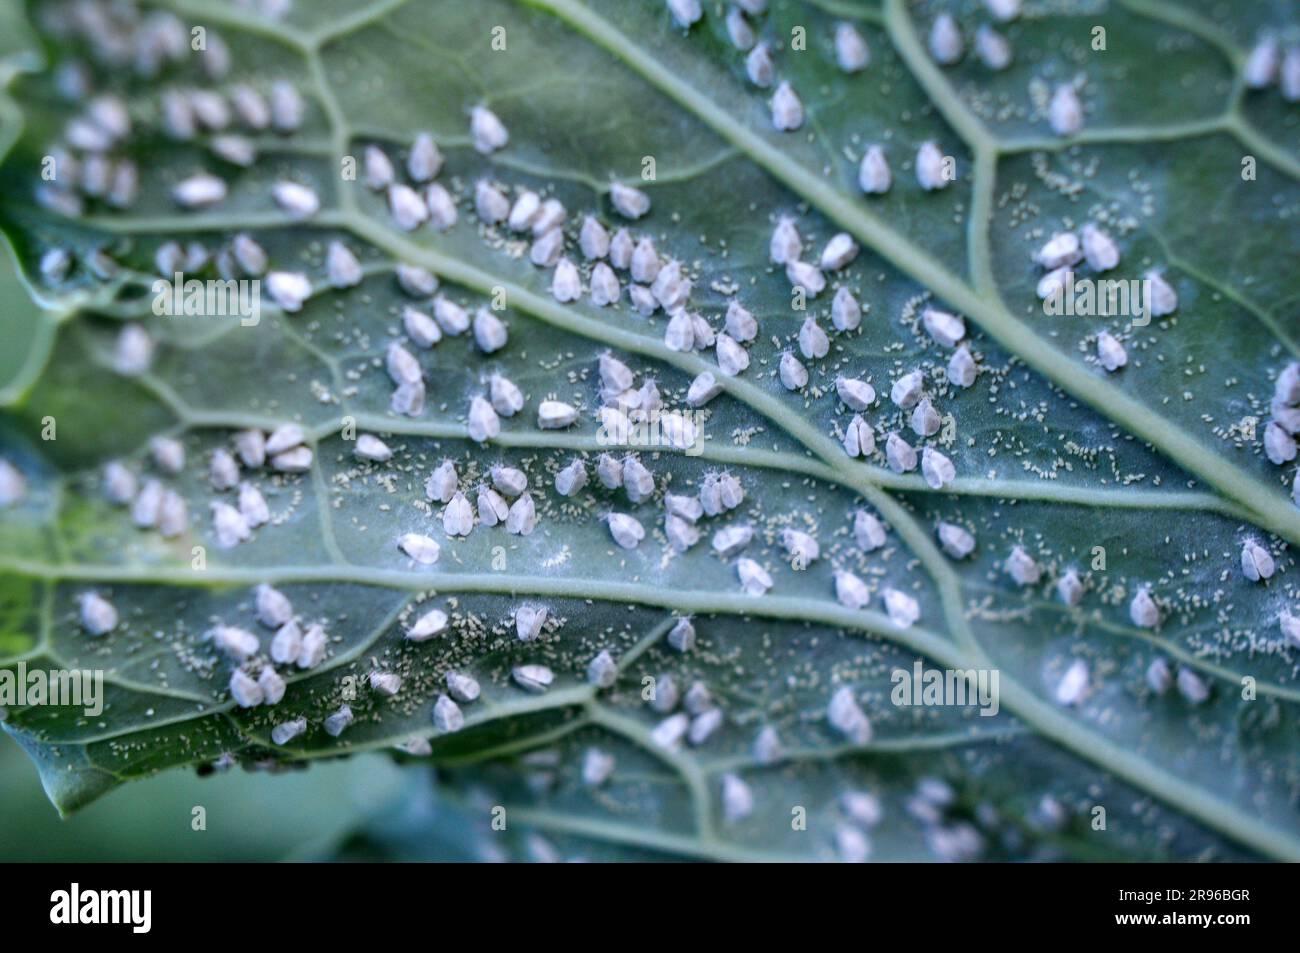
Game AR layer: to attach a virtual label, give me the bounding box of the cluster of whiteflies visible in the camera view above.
[1031,226,1178,372]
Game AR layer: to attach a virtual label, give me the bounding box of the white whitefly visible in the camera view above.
[589,262,620,306]
[1144,270,1178,317]
[515,604,548,642]
[736,558,772,596]
[210,134,255,167]
[599,352,635,392]
[582,748,616,786]
[433,694,464,733]
[929,13,963,65]
[975,25,1012,70]
[398,532,440,565]
[607,512,646,550]
[1049,83,1083,136]
[608,228,634,269]
[425,184,458,230]
[916,141,950,190]
[1283,45,1300,101]
[690,312,716,350]
[235,482,267,528]
[985,0,1021,20]
[910,398,941,438]
[554,459,587,497]
[270,446,312,473]
[579,216,610,259]
[746,42,775,88]
[663,309,695,352]
[836,825,871,864]
[1279,611,1300,649]
[664,617,696,653]
[531,198,565,237]
[834,569,870,610]
[1057,569,1084,607]
[854,509,887,551]
[297,624,327,670]
[212,502,251,548]
[1176,667,1209,705]
[1244,35,1280,89]
[1264,422,1296,465]
[665,514,701,553]
[467,396,500,443]
[922,308,965,347]
[399,263,440,298]
[506,493,537,535]
[623,455,655,503]
[230,669,263,708]
[512,664,554,694]
[446,671,481,703]
[268,80,302,132]
[79,591,118,635]
[1241,540,1275,582]
[472,308,508,354]
[666,0,702,29]
[265,271,311,312]
[354,434,391,463]
[470,105,508,154]
[884,587,920,628]
[491,465,528,497]
[726,6,755,50]
[782,528,819,565]
[211,624,259,660]
[689,708,724,745]
[1096,331,1127,372]
[820,233,859,271]
[937,522,975,559]
[407,132,443,182]
[832,287,862,331]
[385,342,422,387]
[921,447,955,489]
[1055,659,1089,706]
[131,479,164,528]
[628,284,657,315]
[843,415,874,458]
[489,373,524,417]
[173,172,226,208]
[476,485,509,527]
[270,619,302,663]
[610,181,651,219]
[665,493,704,523]
[798,315,830,359]
[113,324,153,377]
[441,491,474,538]
[835,22,870,72]
[715,333,750,376]
[947,347,977,388]
[149,436,185,474]
[596,453,623,489]
[1006,546,1040,586]
[890,370,924,409]
[209,448,239,491]
[364,145,394,190]
[259,668,286,706]
[837,376,876,411]
[325,241,363,289]
[474,180,508,223]
[537,400,579,430]
[432,296,469,335]
[713,524,754,558]
[650,259,691,310]
[407,607,449,642]
[103,461,136,505]
[402,306,441,348]
[1276,362,1300,406]
[828,685,872,743]
[780,352,809,390]
[323,705,354,737]
[158,490,188,538]
[1034,231,1082,269]
[769,217,801,265]
[771,81,804,130]
[651,712,690,749]
[1080,223,1119,272]
[370,671,402,696]
[507,190,540,233]
[630,237,662,283]
[858,144,891,195]
[550,257,582,303]
[271,180,319,220]
[1036,266,1071,301]
[787,260,826,297]
[1146,657,1172,695]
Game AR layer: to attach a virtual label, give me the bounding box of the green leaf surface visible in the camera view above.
[0,0,1298,861]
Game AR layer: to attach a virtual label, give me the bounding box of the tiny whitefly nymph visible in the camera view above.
[858,145,891,195]
[771,81,804,131]
[1049,83,1083,137]
[928,13,963,65]
[398,532,440,565]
